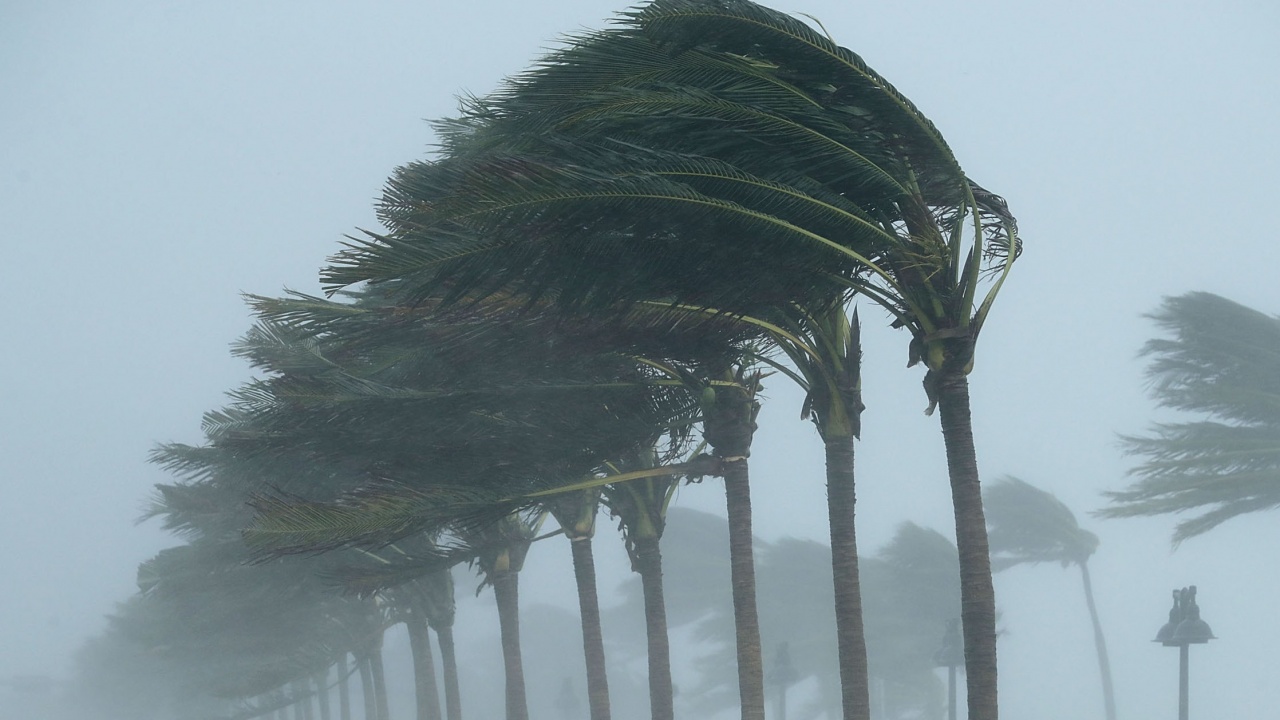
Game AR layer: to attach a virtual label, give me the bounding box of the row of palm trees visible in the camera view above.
[315,2,1019,718]
[109,2,1025,719]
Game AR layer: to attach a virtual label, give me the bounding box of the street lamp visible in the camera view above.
[1154,586,1215,720]
[933,618,964,720]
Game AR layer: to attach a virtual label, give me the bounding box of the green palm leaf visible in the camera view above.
[1103,292,1280,543]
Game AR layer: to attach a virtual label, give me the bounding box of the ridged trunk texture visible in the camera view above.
[435,625,463,720]
[633,535,673,720]
[571,536,612,720]
[936,373,998,720]
[493,571,529,720]
[408,616,443,720]
[723,459,766,720]
[825,434,871,720]
[1079,562,1117,720]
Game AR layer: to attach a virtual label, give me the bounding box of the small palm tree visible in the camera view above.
[984,477,1114,720]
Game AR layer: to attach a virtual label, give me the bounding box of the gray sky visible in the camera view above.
[3,1,1278,717]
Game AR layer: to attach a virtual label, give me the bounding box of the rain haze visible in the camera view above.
[3,0,1278,718]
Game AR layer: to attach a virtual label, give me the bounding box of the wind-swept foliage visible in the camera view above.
[985,477,1098,571]
[321,3,1018,717]
[1104,292,1280,542]
[986,477,1115,720]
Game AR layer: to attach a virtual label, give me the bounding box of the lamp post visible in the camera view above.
[1154,586,1215,720]
[933,619,964,720]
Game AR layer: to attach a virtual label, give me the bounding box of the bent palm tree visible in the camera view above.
[1102,292,1280,542]
[985,477,1115,720]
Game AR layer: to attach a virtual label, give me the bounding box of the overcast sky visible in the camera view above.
[3,1,1278,717]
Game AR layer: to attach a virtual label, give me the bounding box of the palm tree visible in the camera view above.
[984,477,1115,720]
[545,488,612,720]
[1102,292,1280,542]
[864,523,962,720]
[325,5,1018,718]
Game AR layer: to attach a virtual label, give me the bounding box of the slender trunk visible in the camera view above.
[633,535,673,720]
[436,625,463,720]
[408,615,444,720]
[316,670,332,720]
[370,640,391,720]
[1079,562,1117,720]
[358,657,377,720]
[493,571,529,720]
[292,679,310,720]
[825,434,871,720]
[723,458,766,720]
[570,536,612,720]
[936,373,998,720]
[339,655,352,720]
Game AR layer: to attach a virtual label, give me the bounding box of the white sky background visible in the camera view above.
[2,0,1278,717]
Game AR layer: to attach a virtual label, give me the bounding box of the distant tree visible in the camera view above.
[642,514,957,720]
[984,477,1114,720]
[1102,292,1280,542]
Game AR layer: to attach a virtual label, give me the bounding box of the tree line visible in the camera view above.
[70,0,1280,718]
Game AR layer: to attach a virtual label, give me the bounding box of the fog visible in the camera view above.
[3,1,1278,718]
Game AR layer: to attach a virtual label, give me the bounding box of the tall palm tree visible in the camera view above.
[984,477,1115,720]
[1102,292,1280,542]
[325,4,1018,717]
[699,363,768,718]
[545,488,612,720]
[756,303,868,719]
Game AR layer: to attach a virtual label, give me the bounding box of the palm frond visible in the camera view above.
[1103,293,1280,543]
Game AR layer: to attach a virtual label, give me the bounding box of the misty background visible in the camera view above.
[3,0,1278,717]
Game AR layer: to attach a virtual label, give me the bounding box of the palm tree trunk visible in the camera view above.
[825,433,871,720]
[570,536,612,720]
[723,458,766,720]
[936,373,999,720]
[316,670,332,720]
[358,656,376,720]
[493,571,530,720]
[295,679,313,720]
[408,615,444,720]
[633,535,673,720]
[435,625,463,720]
[1079,561,1117,720]
[338,655,352,720]
[370,642,391,720]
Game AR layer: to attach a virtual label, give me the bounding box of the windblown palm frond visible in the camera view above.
[1102,292,1280,543]
[984,476,1098,570]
